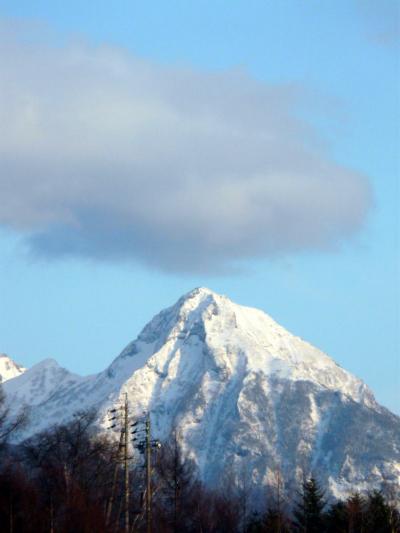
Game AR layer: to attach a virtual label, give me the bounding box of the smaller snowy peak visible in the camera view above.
[27,357,62,371]
[0,353,26,383]
[3,357,83,408]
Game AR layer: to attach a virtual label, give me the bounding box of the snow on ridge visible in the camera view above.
[0,353,26,383]
[141,287,376,407]
[102,286,377,411]
[3,357,84,409]
[2,288,376,414]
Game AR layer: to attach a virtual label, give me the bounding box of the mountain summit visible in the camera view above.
[0,353,26,383]
[3,288,400,500]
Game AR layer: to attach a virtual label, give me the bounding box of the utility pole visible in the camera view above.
[9,496,13,533]
[146,415,152,533]
[124,393,130,533]
[49,496,54,533]
[173,432,179,533]
[275,468,282,533]
[107,397,132,533]
[105,429,124,527]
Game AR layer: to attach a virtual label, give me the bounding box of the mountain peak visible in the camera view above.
[112,288,376,411]
[186,286,215,296]
[31,357,61,369]
[0,353,26,383]
[2,291,398,501]
[179,286,227,307]
[184,286,224,298]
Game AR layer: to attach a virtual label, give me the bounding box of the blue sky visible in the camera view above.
[0,1,399,412]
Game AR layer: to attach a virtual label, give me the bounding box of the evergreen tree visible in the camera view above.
[364,490,392,533]
[263,507,291,532]
[245,512,265,533]
[346,492,365,533]
[293,477,326,533]
[324,500,348,533]
[388,506,400,533]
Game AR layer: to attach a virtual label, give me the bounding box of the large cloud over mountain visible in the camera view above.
[0,33,371,273]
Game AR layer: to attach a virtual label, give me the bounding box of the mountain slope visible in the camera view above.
[3,288,400,500]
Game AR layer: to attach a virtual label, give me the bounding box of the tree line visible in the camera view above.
[0,388,398,532]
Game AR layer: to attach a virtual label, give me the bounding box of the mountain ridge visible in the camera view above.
[2,287,399,500]
[0,353,26,383]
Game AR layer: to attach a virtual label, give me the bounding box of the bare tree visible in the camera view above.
[153,431,197,531]
[0,386,29,453]
[22,409,120,532]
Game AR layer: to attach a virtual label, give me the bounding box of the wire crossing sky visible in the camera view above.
[0,1,399,413]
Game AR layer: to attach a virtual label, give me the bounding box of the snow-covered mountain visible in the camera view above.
[3,288,400,500]
[0,353,26,383]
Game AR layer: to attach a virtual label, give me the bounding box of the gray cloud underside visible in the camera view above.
[0,34,371,273]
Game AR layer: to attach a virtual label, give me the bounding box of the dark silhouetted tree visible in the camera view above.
[324,500,348,533]
[293,477,326,533]
[346,492,365,533]
[364,490,393,533]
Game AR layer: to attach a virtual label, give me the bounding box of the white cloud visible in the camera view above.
[0,32,371,273]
